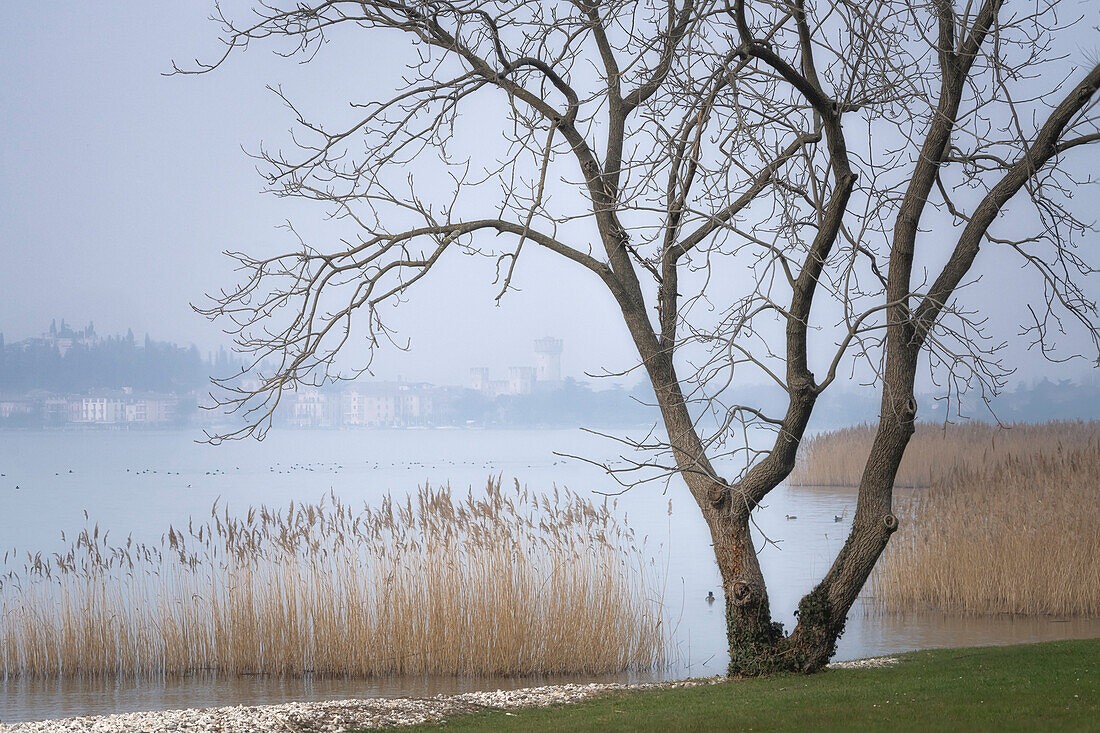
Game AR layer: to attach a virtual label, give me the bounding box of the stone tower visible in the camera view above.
[469,367,491,392]
[533,337,563,383]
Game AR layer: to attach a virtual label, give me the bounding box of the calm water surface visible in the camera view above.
[1,428,1097,723]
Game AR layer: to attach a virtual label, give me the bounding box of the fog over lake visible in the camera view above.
[2,428,1097,723]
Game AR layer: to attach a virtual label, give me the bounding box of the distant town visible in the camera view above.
[0,322,651,429]
[3,320,1100,430]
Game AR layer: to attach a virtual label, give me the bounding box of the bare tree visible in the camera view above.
[188,0,1100,673]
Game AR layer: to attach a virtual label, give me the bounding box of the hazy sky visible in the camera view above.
[2,2,1098,390]
[0,2,638,387]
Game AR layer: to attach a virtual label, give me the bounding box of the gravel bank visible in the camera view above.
[0,658,898,731]
[0,678,726,732]
[827,656,899,669]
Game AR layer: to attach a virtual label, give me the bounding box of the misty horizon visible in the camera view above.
[3,3,1100,398]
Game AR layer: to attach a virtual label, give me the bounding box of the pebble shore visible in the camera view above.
[0,658,897,732]
[0,678,724,732]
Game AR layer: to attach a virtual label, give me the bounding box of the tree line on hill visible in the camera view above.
[0,326,237,395]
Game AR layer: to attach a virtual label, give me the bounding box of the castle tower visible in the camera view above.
[469,367,491,392]
[533,337,563,382]
[508,366,537,395]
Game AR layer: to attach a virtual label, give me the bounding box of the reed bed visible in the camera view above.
[792,420,1100,616]
[870,437,1100,616]
[0,479,664,679]
[790,420,1100,488]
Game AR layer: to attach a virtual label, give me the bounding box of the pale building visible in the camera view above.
[367,394,398,425]
[341,390,364,425]
[125,402,144,423]
[143,397,175,424]
[82,397,126,423]
[291,390,338,428]
[43,398,73,425]
[397,385,434,424]
[124,397,175,424]
[471,339,563,395]
[0,400,33,419]
[508,366,537,395]
[534,337,563,383]
[342,389,397,426]
[469,367,491,392]
[486,380,512,398]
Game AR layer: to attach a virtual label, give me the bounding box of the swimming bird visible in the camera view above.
[785,514,797,520]
[834,515,843,522]
[706,591,716,604]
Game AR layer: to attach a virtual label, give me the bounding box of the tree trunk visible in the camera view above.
[712,368,916,675]
[778,360,918,673]
[712,511,789,676]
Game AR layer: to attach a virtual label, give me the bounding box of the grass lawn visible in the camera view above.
[388,638,1098,732]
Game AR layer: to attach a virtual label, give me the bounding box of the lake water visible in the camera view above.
[2,428,1097,723]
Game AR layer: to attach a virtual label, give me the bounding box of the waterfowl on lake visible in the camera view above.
[706,591,715,604]
[785,514,797,520]
[834,515,843,522]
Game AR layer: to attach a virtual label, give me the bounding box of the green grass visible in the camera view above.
[391,638,1099,732]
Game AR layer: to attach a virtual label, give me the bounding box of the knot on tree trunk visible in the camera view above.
[730,580,755,607]
[707,481,729,508]
[882,513,899,532]
[791,373,816,402]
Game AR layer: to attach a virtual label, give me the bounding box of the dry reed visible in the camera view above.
[869,435,1100,616]
[792,420,1100,616]
[0,479,664,679]
[790,420,1100,488]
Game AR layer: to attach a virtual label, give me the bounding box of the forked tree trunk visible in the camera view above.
[703,417,910,675]
[648,347,919,675]
[728,374,916,674]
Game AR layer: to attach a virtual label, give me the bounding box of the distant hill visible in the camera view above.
[0,320,236,395]
[923,375,1100,424]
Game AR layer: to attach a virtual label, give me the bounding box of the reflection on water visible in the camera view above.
[1,429,1097,723]
[848,610,1100,659]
